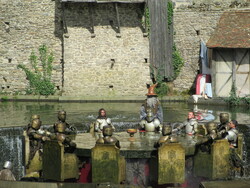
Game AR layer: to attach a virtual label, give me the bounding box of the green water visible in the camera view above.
[0,101,249,128]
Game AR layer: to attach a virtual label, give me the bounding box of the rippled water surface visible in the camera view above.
[0,101,249,128]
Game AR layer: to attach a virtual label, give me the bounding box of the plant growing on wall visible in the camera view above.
[172,44,184,80]
[224,81,250,106]
[17,45,55,96]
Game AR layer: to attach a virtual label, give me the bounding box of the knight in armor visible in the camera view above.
[26,118,50,168]
[0,161,16,181]
[225,120,239,148]
[139,108,162,132]
[154,124,176,148]
[52,122,76,153]
[174,112,198,135]
[96,125,120,149]
[94,108,115,132]
[217,113,230,137]
[140,83,163,131]
[196,122,218,153]
[54,110,77,135]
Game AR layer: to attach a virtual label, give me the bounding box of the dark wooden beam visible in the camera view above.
[114,3,121,37]
[88,3,96,37]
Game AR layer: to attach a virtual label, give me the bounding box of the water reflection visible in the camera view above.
[0,101,249,128]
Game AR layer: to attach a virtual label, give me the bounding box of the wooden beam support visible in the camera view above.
[114,3,121,37]
[62,3,68,34]
[88,3,96,38]
[143,2,148,37]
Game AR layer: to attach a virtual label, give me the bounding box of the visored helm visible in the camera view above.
[56,133,66,143]
[102,126,113,137]
[206,122,217,133]
[3,161,12,169]
[58,110,66,122]
[162,125,172,136]
[31,114,40,120]
[31,119,41,130]
[55,122,66,133]
[219,113,229,124]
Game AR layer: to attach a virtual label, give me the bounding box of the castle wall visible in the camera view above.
[62,3,150,96]
[0,0,249,96]
[0,0,62,94]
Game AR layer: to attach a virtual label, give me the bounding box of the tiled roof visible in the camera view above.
[207,11,250,48]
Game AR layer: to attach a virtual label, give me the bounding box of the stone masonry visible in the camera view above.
[0,0,249,96]
[63,3,150,96]
[0,0,62,94]
[172,0,250,92]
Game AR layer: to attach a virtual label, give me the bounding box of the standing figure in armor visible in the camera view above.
[140,83,163,128]
[175,112,198,135]
[225,120,239,148]
[94,108,115,132]
[54,110,77,135]
[26,118,50,168]
[0,161,16,181]
[139,108,162,132]
[96,125,120,148]
[217,113,229,137]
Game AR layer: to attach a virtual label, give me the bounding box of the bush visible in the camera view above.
[17,45,55,96]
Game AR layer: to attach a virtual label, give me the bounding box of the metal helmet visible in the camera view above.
[102,126,113,137]
[219,113,229,124]
[31,114,40,120]
[3,161,12,169]
[56,133,66,143]
[31,118,41,130]
[55,122,66,133]
[162,124,172,136]
[206,122,217,133]
[153,118,161,126]
[58,110,66,122]
[106,118,111,125]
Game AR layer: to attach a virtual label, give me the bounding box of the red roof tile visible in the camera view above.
[207,11,250,48]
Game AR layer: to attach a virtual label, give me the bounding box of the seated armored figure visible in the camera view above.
[174,112,198,135]
[196,122,218,152]
[51,122,76,153]
[139,108,162,132]
[96,125,120,149]
[217,113,229,137]
[94,108,115,132]
[140,83,163,124]
[0,161,16,181]
[26,114,40,130]
[26,118,50,168]
[154,124,176,148]
[54,110,77,135]
[224,120,239,148]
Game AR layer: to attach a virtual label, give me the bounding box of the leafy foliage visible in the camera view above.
[224,81,250,106]
[17,45,55,96]
[172,44,184,80]
[150,65,169,97]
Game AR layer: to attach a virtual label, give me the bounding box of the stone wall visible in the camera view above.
[0,0,62,95]
[172,0,250,92]
[1,0,249,96]
[62,3,150,96]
